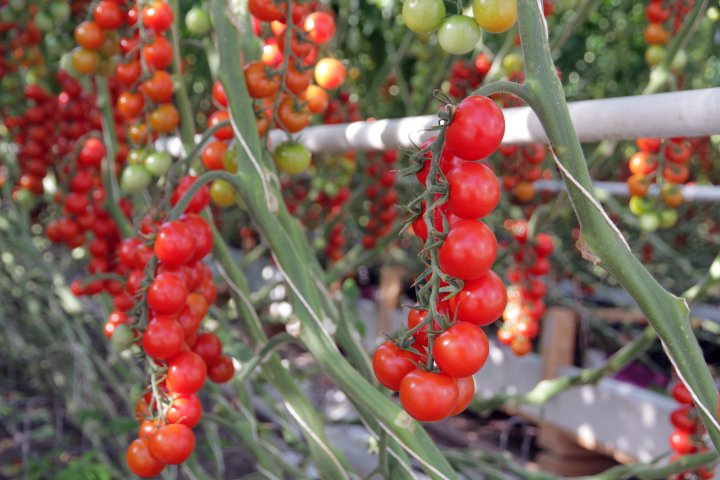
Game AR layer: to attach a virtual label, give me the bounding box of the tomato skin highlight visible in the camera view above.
[446,96,505,161]
[399,370,458,422]
[372,341,423,391]
[433,322,490,377]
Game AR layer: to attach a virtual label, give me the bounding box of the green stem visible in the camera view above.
[585,451,717,480]
[169,0,197,151]
[516,0,720,453]
[96,77,133,238]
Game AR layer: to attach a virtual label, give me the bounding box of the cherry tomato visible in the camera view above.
[143,36,173,70]
[248,0,284,22]
[473,0,517,33]
[439,220,497,280]
[117,91,145,119]
[511,336,532,356]
[209,179,236,207]
[212,80,227,107]
[302,85,329,114]
[672,382,694,405]
[141,70,174,103]
[451,376,475,415]
[167,351,207,394]
[208,355,235,383]
[372,341,423,391]
[166,393,203,428]
[192,332,223,366]
[438,15,481,55]
[433,322,489,377]
[208,110,233,140]
[314,58,346,90]
[665,141,691,164]
[644,23,669,45]
[627,174,649,197]
[143,317,185,359]
[75,21,104,49]
[663,163,689,184]
[155,220,196,266]
[446,96,505,161]
[93,1,124,29]
[399,370,458,422]
[201,141,228,170]
[274,141,311,174]
[180,213,213,262]
[284,63,313,95]
[449,271,507,326]
[277,97,310,133]
[401,0,445,34]
[185,7,212,36]
[116,61,142,87]
[172,175,210,213]
[661,184,683,209]
[628,151,658,175]
[244,61,280,99]
[636,137,662,153]
[446,162,500,219]
[303,12,335,44]
[669,429,697,454]
[143,1,174,33]
[149,423,196,464]
[126,438,165,478]
[670,407,698,434]
[147,273,189,315]
[71,47,100,75]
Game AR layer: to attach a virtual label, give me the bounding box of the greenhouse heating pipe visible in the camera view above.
[267,88,720,152]
[534,181,720,202]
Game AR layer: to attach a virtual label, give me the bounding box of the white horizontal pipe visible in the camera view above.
[534,180,720,202]
[268,88,720,153]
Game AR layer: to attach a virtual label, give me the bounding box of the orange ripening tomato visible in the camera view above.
[314,58,346,90]
[661,184,683,208]
[643,23,669,45]
[244,61,280,99]
[277,97,310,133]
[512,181,535,203]
[663,164,689,184]
[302,85,329,114]
[149,104,180,133]
[628,151,658,175]
[627,174,649,197]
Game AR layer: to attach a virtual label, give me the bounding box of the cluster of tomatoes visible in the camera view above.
[119,209,234,477]
[401,0,517,54]
[323,90,360,125]
[247,1,346,176]
[445,54,490,99]
[625,137,694,231]
[497,143,548,203]
[362,151,398,249]
[668,381,716,479]
[372,95,507,422]
[496,221,554,357]
[643,0,691,68]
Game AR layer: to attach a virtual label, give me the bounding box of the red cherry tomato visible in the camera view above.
[433,322,489,377]
[399,370,458,422]
[449,271,507,326]
[126,438,165,478]
[446,162,500,219]
[372,341,423,391]
[147,273,189,315]
[208,355,235,383]
[438,220,497,280]
[166,393,203,428]
[142,317,185,359]
[445,96,505,161]
[451,376,475,415]
[149,424,196,464]
[167,351,207,394]
[155,220,197,266]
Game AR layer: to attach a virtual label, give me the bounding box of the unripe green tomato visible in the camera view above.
[707,7,719,22]
[120,165,152,194]
[670,49,687,73]
[402,0,446,34]
[34,11,54,33]
[659,209,678,229]
[210,179,236,207]
[223,149,239,173]
[502,53,524,75]
[185,7,212,36]
[323,182,339,197]
[49,2,70,21]
[274,141,311,175]
[13,188,35,209]
[438,15,481,55]
[645,45,666,66]
[638,212,660,232]
[145,151,173,176]
[628,195,651,216]
[473,0,518,33]
[110,324,135,352]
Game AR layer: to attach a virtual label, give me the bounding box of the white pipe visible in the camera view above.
[268,88,720,153]
[534,180,720,202]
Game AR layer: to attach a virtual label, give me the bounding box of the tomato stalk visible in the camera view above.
[588,451,718,480]
[96,76,133,238]
[514,0,720,453]
[168,0,197,152]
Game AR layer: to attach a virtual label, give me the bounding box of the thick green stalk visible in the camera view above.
[585,451,718,480]
[169,0,197,152]
[95,77,132,238]
[516,0,720,452]
[210,1,457,477]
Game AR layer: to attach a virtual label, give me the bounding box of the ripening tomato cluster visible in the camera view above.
[362,151,399,249]
[103,210,235,477]
[401,0,517,55]
[667,381,716,480]
[497,143,549,203]
[247,2,346,177]
[496,221,554,357]
[643,0,691,68]
[323,90,361,125]
[625,137,694,231]
[372,96,507,423]
[445,53,490,99]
